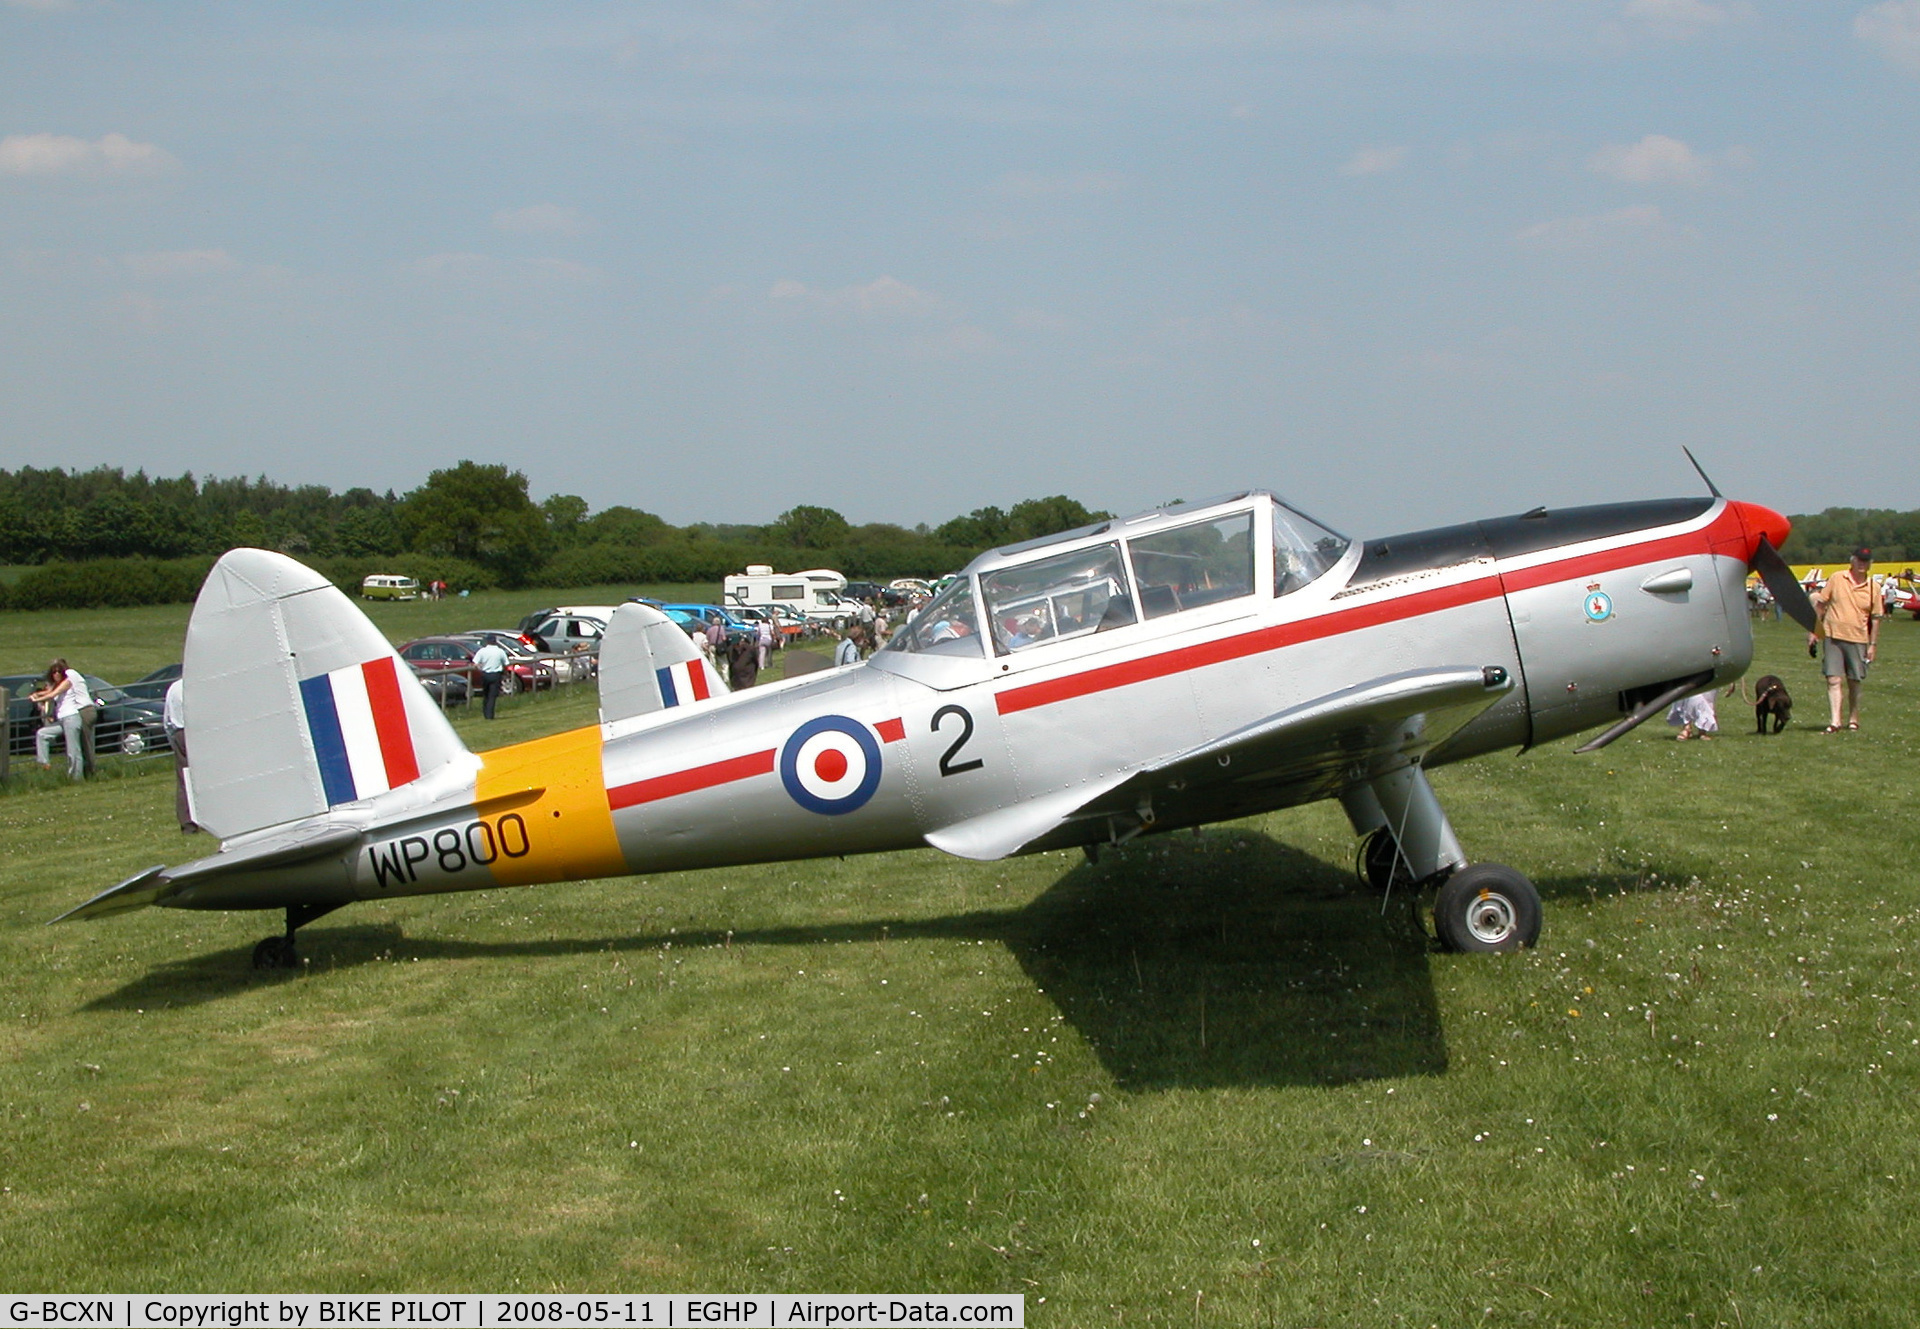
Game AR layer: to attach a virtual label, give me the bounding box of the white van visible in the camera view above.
[360,574,420,601]
[722,566,872,627]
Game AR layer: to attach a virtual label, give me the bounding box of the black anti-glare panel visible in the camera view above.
[1344,498,1716,594]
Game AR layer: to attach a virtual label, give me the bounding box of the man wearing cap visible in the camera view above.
[1809,546,1882,733]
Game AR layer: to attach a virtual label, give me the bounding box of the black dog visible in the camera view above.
[1752,675,1791,734]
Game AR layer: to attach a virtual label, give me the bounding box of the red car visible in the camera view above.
[397,636,547,700]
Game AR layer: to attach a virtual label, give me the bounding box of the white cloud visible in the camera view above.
[1588,134,1710,185]
[493,204,594,238]
[1857,1,1920,72]
[768,275,941,318]
[992,170,1126,199]
[1339,145,1409,177]
[1515,204,1689,251]
[0,132,179,177]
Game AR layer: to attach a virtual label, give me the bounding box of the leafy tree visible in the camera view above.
[771,505,850,549]
[582,505,669,546]
[1006,495,1109,543]
[935,506,1009,547]
[398,461,549,584]
[335,505,404,558]
[543,494,589,547]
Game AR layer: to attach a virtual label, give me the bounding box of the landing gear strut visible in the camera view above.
[251,903,340,970]
[1342,763,1542,953]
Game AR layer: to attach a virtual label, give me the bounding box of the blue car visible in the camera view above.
[661,603,755,641]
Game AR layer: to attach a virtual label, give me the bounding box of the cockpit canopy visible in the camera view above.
[883,491,1349,660]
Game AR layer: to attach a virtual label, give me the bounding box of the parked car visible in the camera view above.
[1,673,172,760]
[725,604,799,647]
[118,662,182,703]
[396,637,502,702]
[661,603,757,642]
[515,610,609,666]
[451,631,562,689]
[360,574,420,601]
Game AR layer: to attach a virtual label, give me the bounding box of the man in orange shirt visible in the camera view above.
[1809,546,1882,732]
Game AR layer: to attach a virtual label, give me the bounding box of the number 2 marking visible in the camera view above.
[932,704,985,777]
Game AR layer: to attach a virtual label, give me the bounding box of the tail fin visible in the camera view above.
[182,549,471,839]
[597,602,730,725]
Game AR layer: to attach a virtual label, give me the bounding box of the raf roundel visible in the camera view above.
[779,715,883,816]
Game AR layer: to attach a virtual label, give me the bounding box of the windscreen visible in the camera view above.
[1274,504,1350,595]
[881,577,986,657]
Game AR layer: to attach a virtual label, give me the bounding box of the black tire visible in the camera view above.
[500,671,519,697]
[1434,863,1541,953]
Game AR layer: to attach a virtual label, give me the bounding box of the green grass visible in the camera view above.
[0,583,725,683]
[3,615,1919,1323]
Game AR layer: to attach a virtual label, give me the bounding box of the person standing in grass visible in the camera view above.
[472,637,510,720]
[30,658,93,779]
[1810,546,1882,733]
[164,677,198,831]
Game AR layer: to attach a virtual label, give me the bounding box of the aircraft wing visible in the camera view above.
[924,665,1513,861]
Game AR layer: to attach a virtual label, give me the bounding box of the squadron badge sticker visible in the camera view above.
[1583,590,1614,623]
[780,714,883,815]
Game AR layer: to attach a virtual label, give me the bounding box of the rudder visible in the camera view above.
[182,549,471,839]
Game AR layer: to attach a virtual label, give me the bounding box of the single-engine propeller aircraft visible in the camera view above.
[61,472,1816,965]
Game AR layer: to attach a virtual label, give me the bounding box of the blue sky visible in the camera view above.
[2,1,1916,534]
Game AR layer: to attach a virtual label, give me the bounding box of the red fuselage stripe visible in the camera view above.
[995,507,1744,716]
[607,748,776,811]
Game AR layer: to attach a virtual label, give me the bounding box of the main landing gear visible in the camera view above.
[1345,765,1542,953]
[251,903,341,970]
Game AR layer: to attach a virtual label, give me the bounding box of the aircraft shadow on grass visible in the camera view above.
[85,832,1681,1091]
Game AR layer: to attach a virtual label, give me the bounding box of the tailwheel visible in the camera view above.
[1433,863,1542,953]
[252,935,299,969]
[250,903,338,970]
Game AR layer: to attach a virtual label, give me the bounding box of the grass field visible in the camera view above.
[3,609,1919,1324]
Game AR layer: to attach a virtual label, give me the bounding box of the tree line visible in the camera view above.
[0,462,1112,610]
[1,462,1909,612]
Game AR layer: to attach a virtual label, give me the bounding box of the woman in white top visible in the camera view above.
[31,658,94,778]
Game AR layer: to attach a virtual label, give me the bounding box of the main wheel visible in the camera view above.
[1433,863,1541,952]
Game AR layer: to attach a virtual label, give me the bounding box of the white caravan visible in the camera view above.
[722,566,872,627]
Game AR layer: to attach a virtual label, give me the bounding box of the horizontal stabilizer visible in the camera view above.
[52,865,173,922]
[52,822,364,922]
[599,603,730,725]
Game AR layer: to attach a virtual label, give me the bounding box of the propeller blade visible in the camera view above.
[1753,534,1818,633]
[1682,446,1723,499]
